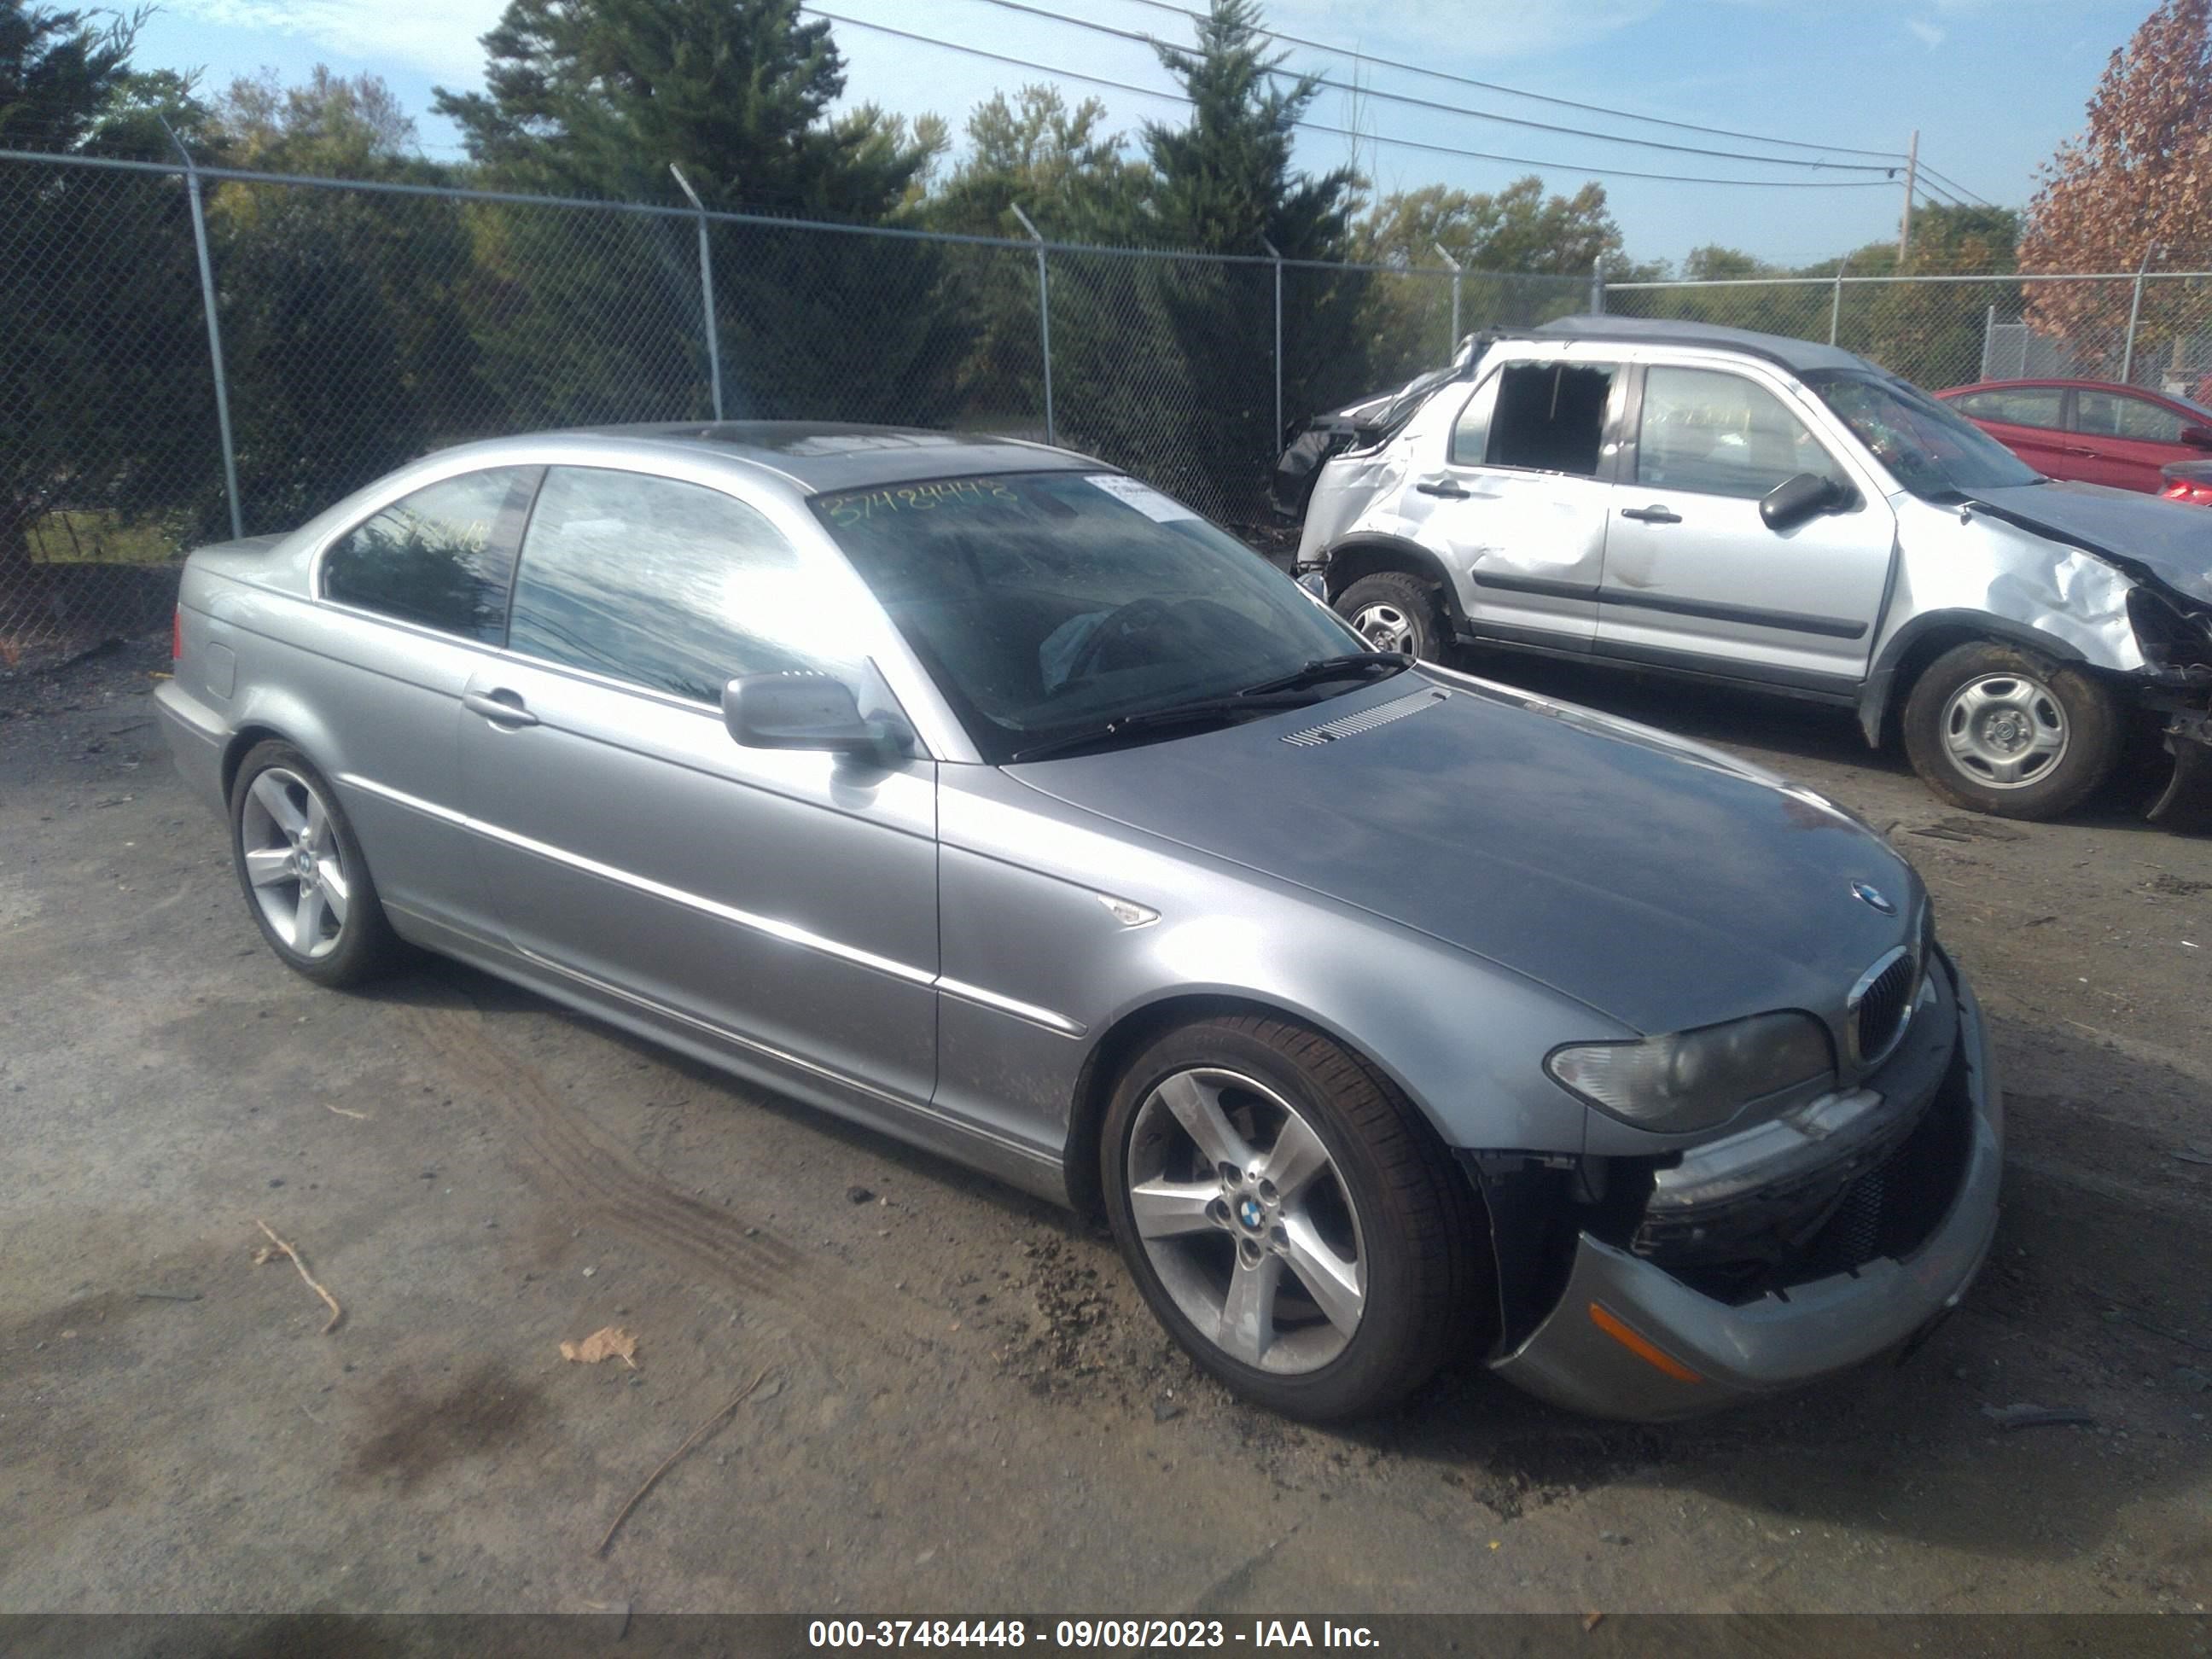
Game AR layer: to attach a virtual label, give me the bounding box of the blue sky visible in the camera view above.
[131,0,2154,268]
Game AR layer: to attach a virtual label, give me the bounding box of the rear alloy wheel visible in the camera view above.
[230,740,402,987]
[1102,1016,1482,1421]
[1334,571,1447,663]
[1901,640,2121,820]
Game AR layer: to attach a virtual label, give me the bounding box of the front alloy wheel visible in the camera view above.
[1126,1067,1367,1374]
[1102,1016,1484,1421]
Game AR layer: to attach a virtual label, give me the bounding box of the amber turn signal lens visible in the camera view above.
[1587,1301,1703,1383]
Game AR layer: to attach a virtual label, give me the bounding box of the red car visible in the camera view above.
[1936,377,2212,493]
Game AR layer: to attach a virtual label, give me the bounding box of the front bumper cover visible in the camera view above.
[1488,962,2002,1421]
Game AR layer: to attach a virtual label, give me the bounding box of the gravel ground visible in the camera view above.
[0,638,2207,1615]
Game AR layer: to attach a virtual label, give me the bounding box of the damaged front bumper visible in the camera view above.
[2144,687,2212,827]
[1487,950,2001,1421]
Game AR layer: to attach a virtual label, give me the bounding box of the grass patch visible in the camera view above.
[28,509,189,565]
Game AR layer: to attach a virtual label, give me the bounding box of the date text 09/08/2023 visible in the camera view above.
[807,1621,1382,1650]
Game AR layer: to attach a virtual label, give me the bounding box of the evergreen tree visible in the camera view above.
[1,3,217,580]
[206,71,486,526]
[432,0,969,428]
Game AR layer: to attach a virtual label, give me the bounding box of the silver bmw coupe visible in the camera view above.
[157,423,2001,1421]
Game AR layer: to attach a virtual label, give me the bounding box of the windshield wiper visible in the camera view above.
[1237,651,1412,696]
[1007,692,1318,764]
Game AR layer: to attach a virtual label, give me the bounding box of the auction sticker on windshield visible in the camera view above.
[1085,474,1197,523]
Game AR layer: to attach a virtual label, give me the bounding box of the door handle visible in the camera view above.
[1415,476,1470,499]
[1620,504,1683,524]
[463,689,538,727]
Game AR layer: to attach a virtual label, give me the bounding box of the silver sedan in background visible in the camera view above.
[157,423,2000,1421]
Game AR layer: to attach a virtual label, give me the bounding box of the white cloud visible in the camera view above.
[172,0,504,82]
[1906,19,1947,45]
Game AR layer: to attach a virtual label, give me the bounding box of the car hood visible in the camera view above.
[1009,671,1920,1036]
[1969,480,2212,605]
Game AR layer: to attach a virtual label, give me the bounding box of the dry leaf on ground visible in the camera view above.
[560,1325,639,1368]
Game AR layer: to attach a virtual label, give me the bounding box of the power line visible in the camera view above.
[1916,162,1994,208]
[1109,0,1909,162]
[806,9,1895,189]
[959,0,1895,174]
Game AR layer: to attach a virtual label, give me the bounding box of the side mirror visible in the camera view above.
[1295,569,1328,600]
[723,672,912,765]
[2181,424,2212,451]
[1761,471,1848,532]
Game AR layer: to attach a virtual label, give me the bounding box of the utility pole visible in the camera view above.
[1897,129,1919,263]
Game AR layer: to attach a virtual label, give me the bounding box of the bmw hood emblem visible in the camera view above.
[1850,880,1896,916]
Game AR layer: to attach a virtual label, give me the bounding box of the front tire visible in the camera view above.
[1335,571,1449,663]
[230,740,403,987]
[1101,1015,1483,1421]
[1901,641,2121,820]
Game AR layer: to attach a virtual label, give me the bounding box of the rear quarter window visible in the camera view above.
[321,467,538,641]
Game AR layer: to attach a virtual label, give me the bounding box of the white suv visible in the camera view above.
[1292,315,2212,824]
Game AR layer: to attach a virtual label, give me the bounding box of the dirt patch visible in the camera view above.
[348,1360,550,1493]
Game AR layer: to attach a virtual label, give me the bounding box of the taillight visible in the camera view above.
[172,607,183,661]
[2163,480,2212,507]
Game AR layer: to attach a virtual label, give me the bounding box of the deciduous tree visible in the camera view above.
[2021,0,2212,375]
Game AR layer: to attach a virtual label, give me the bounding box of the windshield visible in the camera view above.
[811,470,1369,763]
[1808,371,2044,498]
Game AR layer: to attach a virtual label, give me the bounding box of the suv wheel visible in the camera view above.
[1100,1015,1483,1421]
[1335,571,1447,662]
[1901,640,2122,820]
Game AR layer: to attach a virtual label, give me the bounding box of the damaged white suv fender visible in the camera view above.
[1289,315,2212,825]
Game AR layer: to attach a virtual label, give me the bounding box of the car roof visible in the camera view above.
[572,421,1102,493]
[1527,314,1876,376]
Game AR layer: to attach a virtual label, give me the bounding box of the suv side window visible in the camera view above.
[2076,390,2186,443]
[1486,362,1615,476]
[322,467,538,641]
[509,467,855,704]
[1636,366,1842,500]
[1956,387,2064,429]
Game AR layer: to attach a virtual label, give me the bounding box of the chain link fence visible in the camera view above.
[1606,270,2212,404]
[1,146,1599,670]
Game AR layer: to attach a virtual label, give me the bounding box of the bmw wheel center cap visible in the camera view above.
[1239,1196,1264,1230]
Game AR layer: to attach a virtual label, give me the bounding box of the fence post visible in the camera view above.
[162,118,242,542]
[1011,205,1054,445]
[669,164,723,422]
[1828,259,1847,346]
[1589,256,1604,316]
[1260,236,1283,445]
[1981,303,1997,381]
[1432,242,1462,350]
[2122,242,2158,387]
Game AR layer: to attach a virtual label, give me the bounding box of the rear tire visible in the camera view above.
[1100,1015,1484,1421]
[1335,571,1449,663]
[230,740,404,988]
[1901,641,2121,821]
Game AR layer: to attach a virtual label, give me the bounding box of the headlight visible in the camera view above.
[1545,1011,1835,1134]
